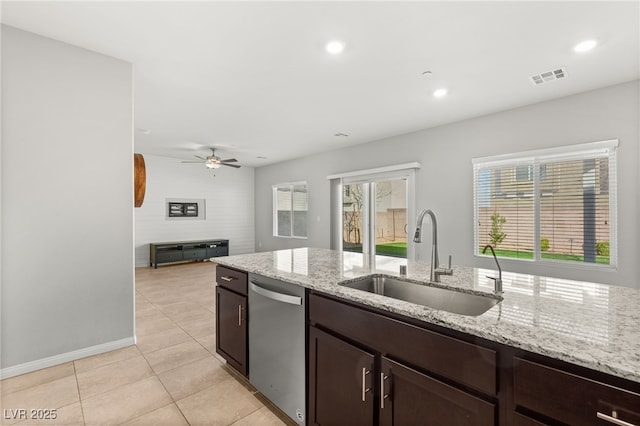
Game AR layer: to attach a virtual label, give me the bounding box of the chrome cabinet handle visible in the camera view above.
[597,411,637,426]
[238,305,242,326]
[361,368,371,402]
[221,276,235,282]
[380,373,389,409]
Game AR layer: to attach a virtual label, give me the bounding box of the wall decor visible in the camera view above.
[134,153,146,207]
[166,198,206,220]
[168,202,198,217]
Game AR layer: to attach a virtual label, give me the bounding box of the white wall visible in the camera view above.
[1,26,134,375]
[254,80,640,288]
[134,155,255,266]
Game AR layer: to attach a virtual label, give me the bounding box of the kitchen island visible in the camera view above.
[215,247,640,425]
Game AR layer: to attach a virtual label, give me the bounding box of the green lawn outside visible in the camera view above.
[482,247,610,264]
[377,242,407,257]
[345,242,610,264]
[344,242,408,257]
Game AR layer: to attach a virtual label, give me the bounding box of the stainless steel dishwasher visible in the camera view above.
[248,273,306,424]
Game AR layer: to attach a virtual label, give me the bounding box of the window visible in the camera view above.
[473,140,617,267]
[273,182,308,238]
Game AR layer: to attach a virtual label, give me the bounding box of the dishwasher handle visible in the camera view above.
[249,281,302,306]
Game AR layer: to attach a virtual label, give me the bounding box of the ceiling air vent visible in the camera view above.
[531,67,567,85]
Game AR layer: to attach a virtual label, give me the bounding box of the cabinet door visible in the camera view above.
[380,357,495,426]
[216,286,247,376]
[308,326,375,426]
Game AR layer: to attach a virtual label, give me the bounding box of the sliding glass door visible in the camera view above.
[342,178,408,258]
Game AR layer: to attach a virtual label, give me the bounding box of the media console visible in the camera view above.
[149,239,229,268]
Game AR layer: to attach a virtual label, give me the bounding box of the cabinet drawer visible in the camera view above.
[183,248,206,260]
[207,247,228,258]
[514,357,640,426]
[156,251,183,263]
[216,266,248,295]
[309,293,496,396]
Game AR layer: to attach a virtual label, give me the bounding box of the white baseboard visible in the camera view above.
[0,337,136,380]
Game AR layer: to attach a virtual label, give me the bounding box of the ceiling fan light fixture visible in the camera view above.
[206,159,222,169]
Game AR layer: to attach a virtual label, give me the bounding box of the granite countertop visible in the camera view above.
[215,247,640,383]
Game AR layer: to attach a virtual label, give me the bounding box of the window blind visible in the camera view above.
[473,140,617,266]
[273,183,308,238]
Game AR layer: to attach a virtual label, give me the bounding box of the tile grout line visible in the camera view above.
[72,362,87,426]
[131,347,191,425]
[136,335,199,425]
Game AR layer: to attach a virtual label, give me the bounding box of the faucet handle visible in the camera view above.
[485,276,503,293]
[436,255,453,276]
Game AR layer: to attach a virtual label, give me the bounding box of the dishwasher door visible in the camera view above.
[248,274,306,424]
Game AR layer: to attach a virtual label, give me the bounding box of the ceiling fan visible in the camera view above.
[181,148,241,169]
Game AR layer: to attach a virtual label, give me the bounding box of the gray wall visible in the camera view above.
[1,26,134,373]
[255,80,639,288]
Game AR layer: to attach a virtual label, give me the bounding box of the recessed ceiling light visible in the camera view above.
[574,39,597,53]
[326,40,345,55]
[334,133,349,137]
[256,156,267,159]
[433,88,448,98]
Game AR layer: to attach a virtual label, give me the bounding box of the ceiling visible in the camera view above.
[2,1,638,167]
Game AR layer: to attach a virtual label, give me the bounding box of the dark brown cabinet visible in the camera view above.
[308,326,375,426]
[380,357,495,426]
[308,291,497,426]
[215,266,248,376]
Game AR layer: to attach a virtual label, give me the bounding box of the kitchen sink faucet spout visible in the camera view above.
[413,209,452,282]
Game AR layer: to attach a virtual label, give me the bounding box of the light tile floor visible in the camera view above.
[0,262,292,426]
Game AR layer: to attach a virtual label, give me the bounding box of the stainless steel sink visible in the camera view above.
[339,275,501,316]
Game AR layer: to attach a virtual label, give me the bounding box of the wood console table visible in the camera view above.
[149,239,229,268]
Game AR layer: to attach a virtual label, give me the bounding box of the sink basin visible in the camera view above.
[339,275,501,316]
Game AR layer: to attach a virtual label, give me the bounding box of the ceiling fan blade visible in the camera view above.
[222,163,241,168]
[194,155,207,160]
[220,158,238,163]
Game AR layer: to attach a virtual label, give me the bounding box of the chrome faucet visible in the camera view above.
[482,244,503,293]
[413,209,452,282]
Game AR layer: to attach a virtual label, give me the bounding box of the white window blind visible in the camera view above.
[473,140,617,267]
[273,182,308,238]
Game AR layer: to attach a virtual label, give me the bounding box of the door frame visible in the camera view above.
[336,167,418,262]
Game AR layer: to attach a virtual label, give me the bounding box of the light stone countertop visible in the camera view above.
[214,247,640,384]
